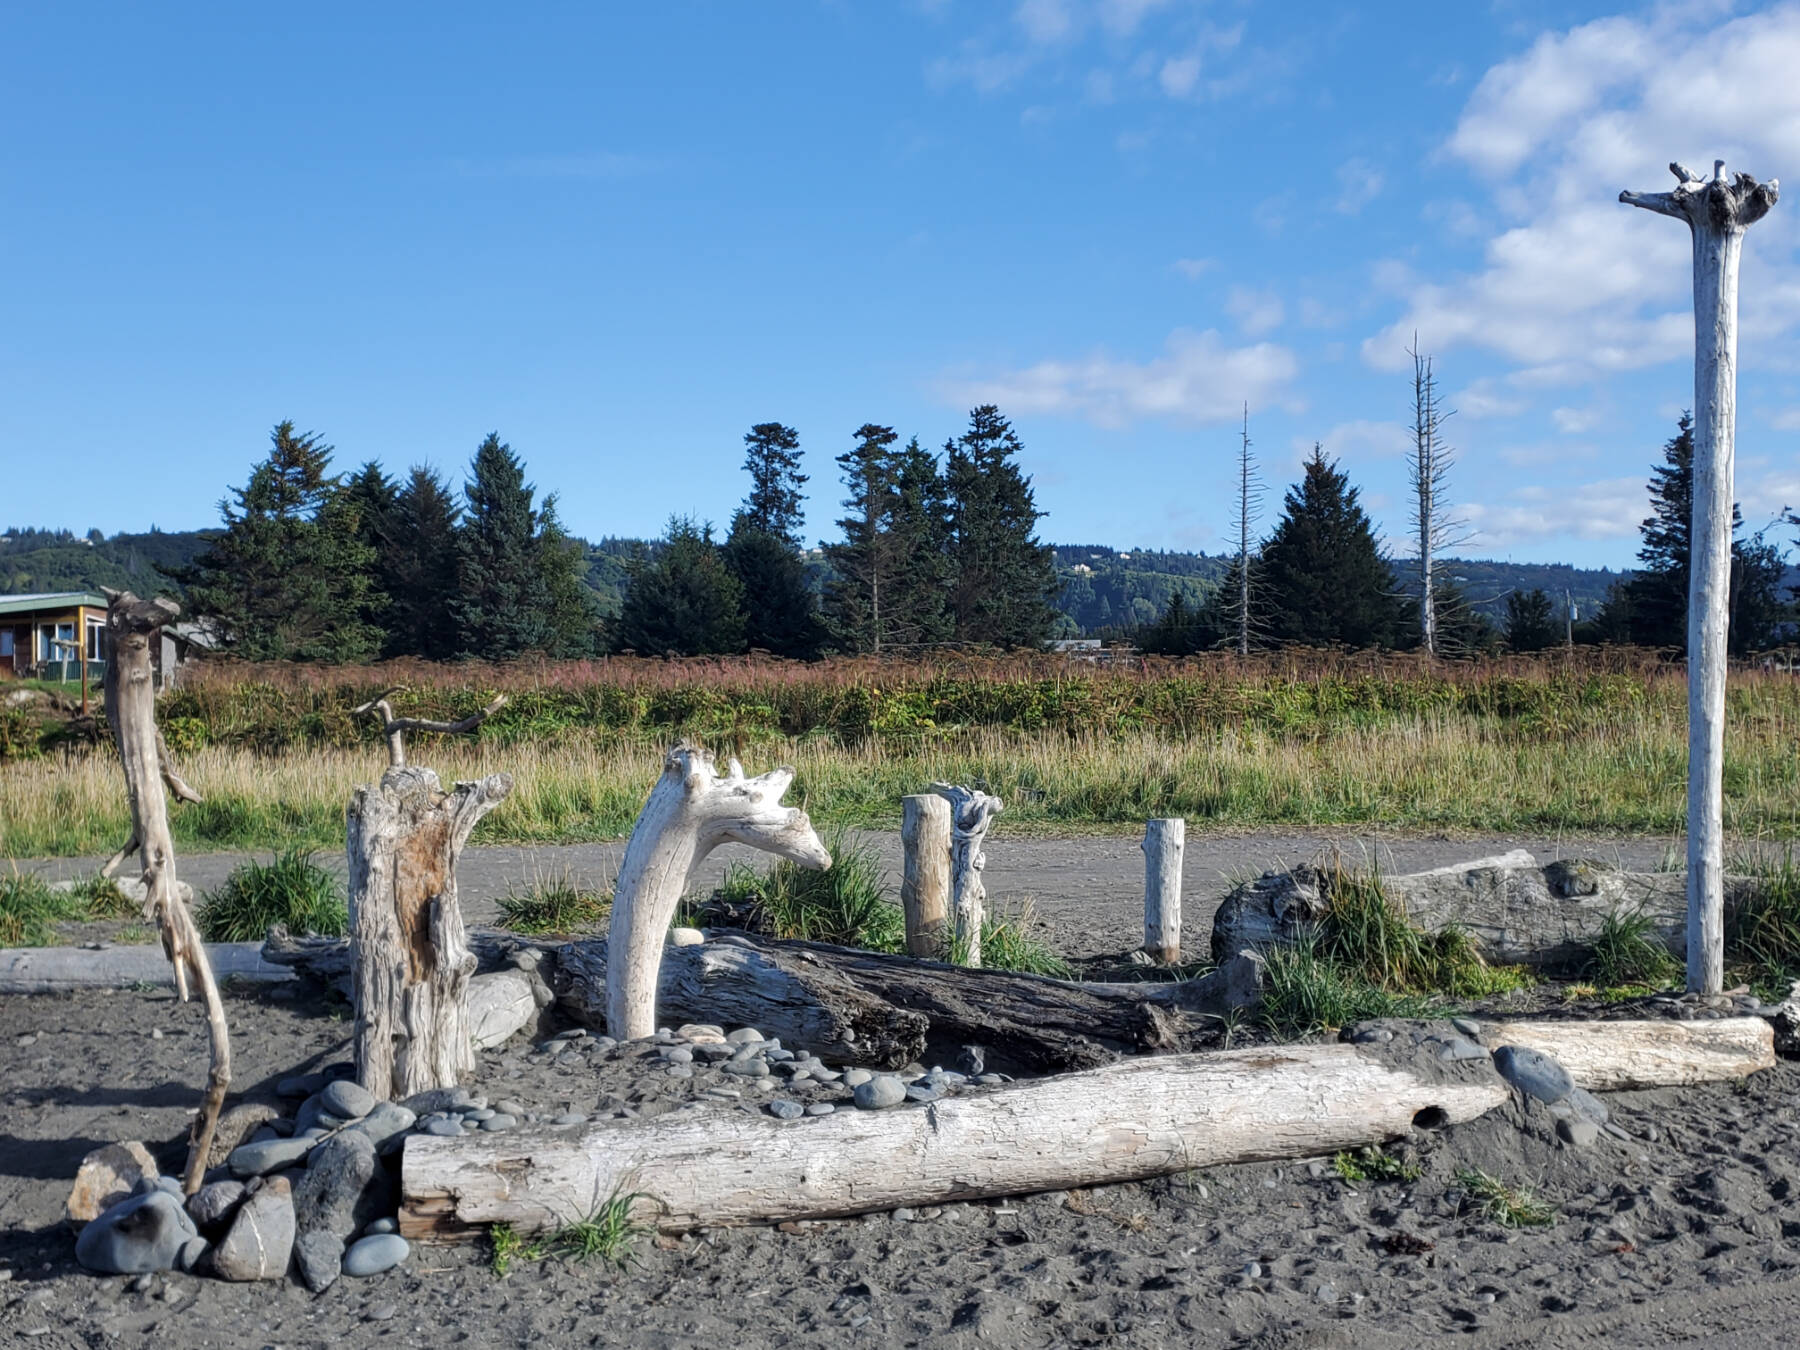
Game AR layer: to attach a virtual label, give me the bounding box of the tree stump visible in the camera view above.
[1142,818,1184,964]
[900,793,952,958]
[347,766,512,1099]
[932,783,1002,967]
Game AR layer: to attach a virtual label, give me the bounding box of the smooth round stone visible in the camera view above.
[553,1113,587,1126]
[227,1137,314,1179]
[465,1108,496,1122]
[843,1068,874,1088]
[904,1085,940,1103]
[1493,1045,1574,1104]
[764,1047,794,1063]
[494,1098,528,1117]
[321,1080,377,1121]
[363,1217,398,1235]
[805,1103,836,1117]
[767,1100,804,1120]
[722,1058,769,1078]
[423,1118,462,1137]
[693,1043,734,1062]
[480,1114,517,1132]
[592,1036,617,1052]
[853,1076,907,1110]
[663,1046,695,1065]
[665,1064,694,1080]
[726,1027,765,1044]
[668,927,705,947]
[342,1233,410,1278]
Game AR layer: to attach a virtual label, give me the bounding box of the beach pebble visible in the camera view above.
[186,1180,247,1232]
[805,1103,836,1116]
[726,1027,765,1044]
[294,1130,386,1241]
[75,1190,198,1275]
[321,1080,377,1121]
[723,1058,770,1078]
[342,1233,410,1278]
[1557,1117,1602,1148]
[662,1046,695,1065]
[206,1103,282,1168]
[212,1176,295,1282]
[665,1064,694,1080]
[1492,1045,1573,1104]
[227,1137,314,1179]
[293,1231,345,1293]
[843,1068,874,1088]
[423,1117,462,1137]
[853,1076,907,1110]
[904,1085,940,1103]
[768,1100,805,1120]
[1242,1261,1263,1279]
[693,1042,734,1062]
[668,927,705,947]
[349,1102,416,1152]
[1565,1086,1610,1124]
[553,1113,588,1126]
[401,1086,472,1116]
[363,1217,398,1235]
[1451,1017,1483,1038]
[1439,1036,1488,1062]
[480,1114,517,1132]
[67,1142,159,1226]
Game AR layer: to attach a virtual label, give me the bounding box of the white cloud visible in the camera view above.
[1334,157,1384,215]
[1171,257,1215,280]
[1158,54,1200,97]
[1319,420,1412,461]
[941,329,1299,428]
[1770,407,1800,432]
[1015,0,1077,45]
[1463,476,1649,547]
[1225,285,1284,337]
[1454,377,1527,421]
[1551,405,1603,434]
[1365,5,1800,385]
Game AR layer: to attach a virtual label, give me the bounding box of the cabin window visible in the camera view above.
[0,630,12,657]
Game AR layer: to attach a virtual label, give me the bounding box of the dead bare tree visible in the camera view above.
[1407,338,1467,655]
[1228,404,1267,655]
[101,589,228,1194]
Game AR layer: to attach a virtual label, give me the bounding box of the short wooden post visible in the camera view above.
[1142,818,1185,964]
[932,783,1003,967]
[900,793,952,958]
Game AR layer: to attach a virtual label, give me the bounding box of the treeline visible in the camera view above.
[1135,415,1797,658]
[169,407,1058,662]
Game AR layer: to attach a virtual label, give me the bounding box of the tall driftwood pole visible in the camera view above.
[900,793,952,958]
[102,590,228,1194]
[1142,818,1184,964]
[932,783,1003,967]
[605,743,831,1041]
[1621,161,1778,994]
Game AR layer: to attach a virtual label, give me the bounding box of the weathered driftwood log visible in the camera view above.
[900,793,952,958]
[347,766,513,1099]
[1480,1016,1775,1090]
[1623,161,1778,994]
[556,933,1265,1072]
[263,925,531,993]
[400,1034,1513,1240]
[606,743,831,1042]
[1,941,294,994]
[102,589,229,1195]
[1142,817,1185,964]
[932,783,1002,967]
[1211,851,1761,968]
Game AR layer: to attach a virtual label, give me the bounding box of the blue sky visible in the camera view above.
[4,1,1798,568]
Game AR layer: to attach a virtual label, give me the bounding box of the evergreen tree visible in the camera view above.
[177,421,382,662]
[615,517,745,656]
[535,495,601,657]
[342,461,400,647]
[1138,590,1222,656]
[739,422,806,546]
[384,467,463,659]
[943,405,1058,648]
[1259,446,1408,649]
[1505,588,1560,651]
[824,424,902,654]
[886,436,953,647]
[1624,413,1785,653]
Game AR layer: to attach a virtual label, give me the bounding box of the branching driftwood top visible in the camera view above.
[1620,160,1778,230]
[351,686,509,767]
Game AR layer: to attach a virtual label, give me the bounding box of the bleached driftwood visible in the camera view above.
[102,589,228,1194]
[557,932,1264,1072]
[606,743,831,1042]
[347,766,513,1099]
[0,941,294,993]
[401,1035,1512,1239]
[900,793,952,958]
[1622,161,1778,993]
[1210,851,1762,967]
[352,686,508,769]
[1481,1016,1775,1090]
[932,783,1002,967]
[1142,818,1185,964]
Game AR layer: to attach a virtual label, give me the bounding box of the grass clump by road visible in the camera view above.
[196,849,347,941]
[0,870,138,946]
[1727,849,1800,1001]
[1454,1167,1556,1228]
[499,872,611,936]
[1582,908,1682,989]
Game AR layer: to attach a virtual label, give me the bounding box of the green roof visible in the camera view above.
[0,591,110,618]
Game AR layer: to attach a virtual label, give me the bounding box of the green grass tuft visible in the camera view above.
[953,901,1073,978]
[499,872,611,936]
[715,829,906,952]
[1727,849,1800,1001]
[488,1222,543,1279]
[197,848,347,942]
[1584,907,1682,988]
[1260,930,1438,1037]
[548,1189,655,1268]
[1454,1167,1556,1228]
[1331,1146,1421,1184]
[0,869,147,946]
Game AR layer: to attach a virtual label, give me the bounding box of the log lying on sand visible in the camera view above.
[1211,850,1763,967]
[1480,1016,1776,1090]
[554,933,1267,1072]
[401,1033,1512,1240]
[0,941,295,994]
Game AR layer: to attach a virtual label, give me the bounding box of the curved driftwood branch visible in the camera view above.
[605,742,831,1041]
[1621,158,1778,993]
[931,783,1002,966]
[102,589,229,1194]
[352,687,509,769]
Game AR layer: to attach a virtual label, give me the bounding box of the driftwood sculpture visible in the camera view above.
[606,743,831,1042]
[1621,161,1778,993]
[347,691,511,1099]
[101,590,228,1194]
[931,783,1002,966]
[400,1015,1775,1239]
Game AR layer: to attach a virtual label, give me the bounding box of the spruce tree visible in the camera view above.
[615,518,745,656]
[385,466,463,659]
[1505,588,1559,651]
[535,495,601,657]
[824,424,902,653]
[454,434,551,658]
[177,421,382,662]
[739,422,806,546]
[943,405,1058,648]
[1260,446,1407,649]
[343,461,399,648]
[886,436,953,647]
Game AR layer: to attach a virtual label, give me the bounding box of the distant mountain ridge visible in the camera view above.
[0,523,1713,640]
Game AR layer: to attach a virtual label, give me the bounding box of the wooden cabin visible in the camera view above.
[0,591,108,682]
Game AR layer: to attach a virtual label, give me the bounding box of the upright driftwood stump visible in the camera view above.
[900,793,952,958]
[347,692,512,1099]
[606,742,831,1042]
[932,783,1002,967]
[102,589,228,1194]
[1622,161,1777,993]
[1142,818,1185,964]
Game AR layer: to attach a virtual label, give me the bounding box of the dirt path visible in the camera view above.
[15,829,1678,958]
